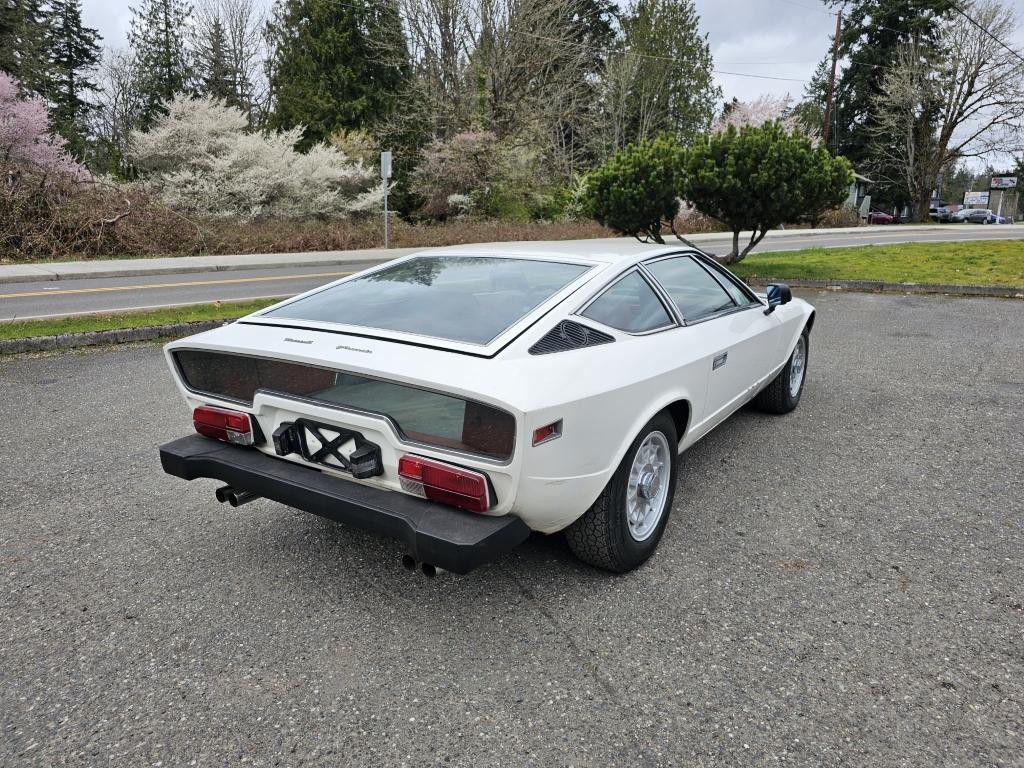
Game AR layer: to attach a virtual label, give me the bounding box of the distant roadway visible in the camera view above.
[1,225,1021,321]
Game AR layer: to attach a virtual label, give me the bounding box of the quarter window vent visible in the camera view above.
[529,320,614,355]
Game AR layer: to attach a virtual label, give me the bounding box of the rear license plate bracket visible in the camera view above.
[272,418,383,479]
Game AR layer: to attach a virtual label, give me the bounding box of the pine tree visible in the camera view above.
[41,0,101,158]
[195,15,236,104]
[0,0,48,92]
[0,0,19,74]
[267,0,409,150]
[129,0,194,129]
[827,0,953,170]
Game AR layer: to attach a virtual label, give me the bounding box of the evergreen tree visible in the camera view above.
[41,0,101,158]
[610,0,720,145]
[792,59,830,139]
[0,0,19,74]
[267,0,409,150]
[195,15,235,104]
[827,0,953,172]
[0,0,48,92]
[129,0,194,129]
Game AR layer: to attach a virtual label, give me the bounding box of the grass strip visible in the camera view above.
[731,238,1024,287]
[0,299,278,341]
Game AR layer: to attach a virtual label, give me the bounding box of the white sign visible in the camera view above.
[990,176,1017,189]
[964,190,990,205]
[380,150,392,180]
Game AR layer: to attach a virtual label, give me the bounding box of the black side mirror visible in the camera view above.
[764,283,792,315]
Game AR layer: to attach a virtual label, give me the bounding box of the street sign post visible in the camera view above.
[381,150,393,249]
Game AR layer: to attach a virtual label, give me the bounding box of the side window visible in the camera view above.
[699,259,756,306]
[581,271,673,333]
[645,256,736,321]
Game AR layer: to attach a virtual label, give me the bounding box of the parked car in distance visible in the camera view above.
[865,210,895,224]
[158,243,815,575]
[965,208,997,224]
[929,205,952,222]
[950,208,975,222]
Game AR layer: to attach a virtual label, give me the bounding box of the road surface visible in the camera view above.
[1,291,1021,766]
[1,225,1021,321]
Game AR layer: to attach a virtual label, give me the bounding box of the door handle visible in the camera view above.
[713,352,728,370]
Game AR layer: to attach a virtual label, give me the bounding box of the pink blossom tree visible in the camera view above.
[0,72,89,181]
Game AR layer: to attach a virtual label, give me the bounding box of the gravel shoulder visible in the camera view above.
[1,291,1022,767]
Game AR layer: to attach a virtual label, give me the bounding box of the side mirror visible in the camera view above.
[764,283,792,315]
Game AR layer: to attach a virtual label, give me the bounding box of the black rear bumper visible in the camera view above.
[159,434,530,574]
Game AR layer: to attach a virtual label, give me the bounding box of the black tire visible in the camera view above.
[753,328,809,414]
[565,412,678,573]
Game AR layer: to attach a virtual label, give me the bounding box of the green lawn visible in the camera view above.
[731,239,1024,287]
[0,299,277,342]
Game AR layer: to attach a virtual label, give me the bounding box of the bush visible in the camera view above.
[131,97,382,220]
[680,122,853,263]
[582,135,684,243]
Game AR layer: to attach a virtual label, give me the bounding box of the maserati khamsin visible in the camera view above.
[159,243,814,574]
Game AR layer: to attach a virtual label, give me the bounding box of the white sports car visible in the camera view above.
[159,242,814,574]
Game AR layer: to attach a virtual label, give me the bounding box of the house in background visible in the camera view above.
[846,172,872,217]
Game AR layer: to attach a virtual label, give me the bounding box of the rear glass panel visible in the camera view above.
[261,256,592,345]
[581,271,673,333]
[175,350,515,460]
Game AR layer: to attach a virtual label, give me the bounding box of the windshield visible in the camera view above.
[262,256,592,345]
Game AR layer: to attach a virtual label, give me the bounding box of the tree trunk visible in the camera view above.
[914,194,931,223]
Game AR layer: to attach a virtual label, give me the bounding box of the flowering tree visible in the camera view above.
[715,94,819,142]
[0,72,89,181]
[131,97,382,219]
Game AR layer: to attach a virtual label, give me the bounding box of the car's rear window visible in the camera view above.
[261,256,592,345]
[174,350,516,460]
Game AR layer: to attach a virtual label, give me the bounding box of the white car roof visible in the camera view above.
[410,238,692,266]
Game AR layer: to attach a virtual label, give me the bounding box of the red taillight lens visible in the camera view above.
[398,455,490,513]
[193,405,254,446]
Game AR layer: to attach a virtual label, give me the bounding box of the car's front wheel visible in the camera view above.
[753,328,809,414]
[565,412,678,573]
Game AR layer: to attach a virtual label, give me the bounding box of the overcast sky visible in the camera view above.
[81,0,1024,106]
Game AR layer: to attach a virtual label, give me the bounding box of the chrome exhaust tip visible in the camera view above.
[420,562,446,578]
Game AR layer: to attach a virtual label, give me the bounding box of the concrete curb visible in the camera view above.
[6,224,1020,285]
[745,277,1024,299]
[0,319,225,356]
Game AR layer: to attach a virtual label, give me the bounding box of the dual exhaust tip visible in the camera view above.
[215,485,260,507]
[214,487,444,577]
[401,554,446,578]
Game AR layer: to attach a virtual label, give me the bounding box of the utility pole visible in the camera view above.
[381,150,392,249]
[822,8,843,150]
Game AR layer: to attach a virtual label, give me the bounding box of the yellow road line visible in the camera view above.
[0,270,353,300]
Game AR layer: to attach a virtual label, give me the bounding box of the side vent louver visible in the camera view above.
[529,320,614,355]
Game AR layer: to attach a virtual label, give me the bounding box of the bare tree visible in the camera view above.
[90,48,145,173]
[869,0,1024,220]
[390,0,602,177]
[194,0,268,124]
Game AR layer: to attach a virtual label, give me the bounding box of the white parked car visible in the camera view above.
[160,243,815,574]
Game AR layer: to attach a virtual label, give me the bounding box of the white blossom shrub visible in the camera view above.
[131,97,382,220]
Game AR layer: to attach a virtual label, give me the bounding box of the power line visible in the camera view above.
[948,1,1024,67]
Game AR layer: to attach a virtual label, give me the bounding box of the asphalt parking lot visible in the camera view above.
[1,291,1022,767]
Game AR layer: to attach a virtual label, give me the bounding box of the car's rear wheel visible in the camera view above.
[565,412,678,573]
[753,328,809,414]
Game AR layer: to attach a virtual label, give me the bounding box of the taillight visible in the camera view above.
[398,455,490,513]
[193,405,254,446]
